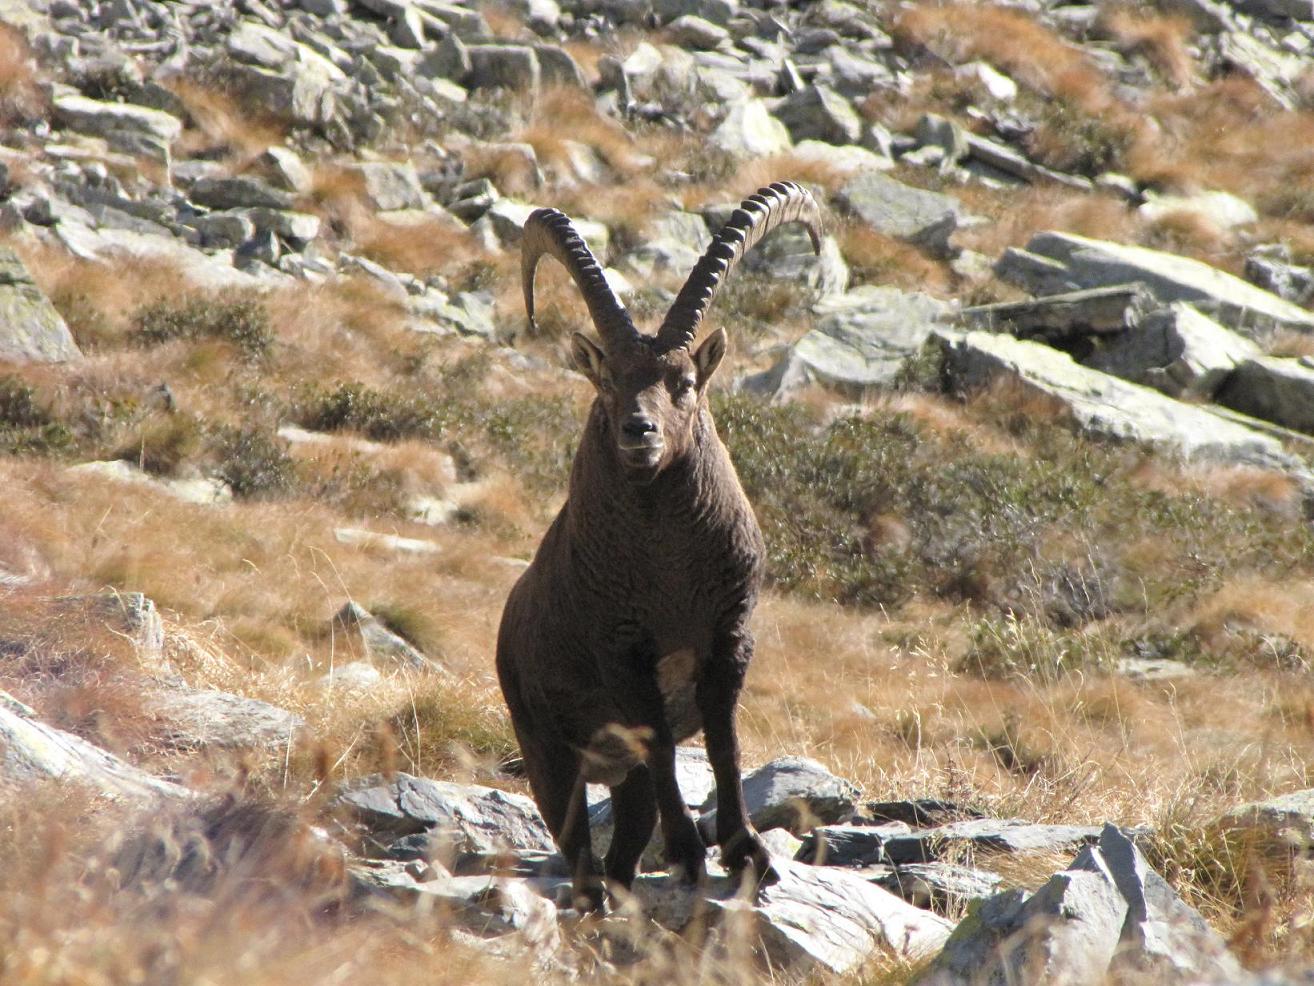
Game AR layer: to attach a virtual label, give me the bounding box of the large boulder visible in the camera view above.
[332,773,554,860]
[771,84,862,146]
[837,173,964,254]
[1011,232,1314,339]
[740,287,952,398]
[146,686,305,752]
[1215,356,1314,434]
[932,329,1309,479]
[634,858,953,974]
[700,755,860,836]
[0,247,82,362]
[1084,302,1261,399]
[51,93,181,161]
[711,99,793,158]
[916,824,1241,986]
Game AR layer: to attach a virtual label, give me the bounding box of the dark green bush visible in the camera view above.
[212,426,296,499]
[132,294,273,358]
[0,377,74,454]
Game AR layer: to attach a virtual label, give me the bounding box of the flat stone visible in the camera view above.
[667,13,729,48]
[838,172,963,254]
[52,94,181,146]
[190,175,295,211]
[467,44,540,93]
[789,139,892,174]
[961,285,1155,341]
[1218,789,1314,854]
[67,460,232,505]
[345,161,429,212]
[334,527,440,555]
[881,817,1102,865]
[700,755,860,836]
[870,863,1005,915]
[1139,190,1257,231]
[797,822,911,866]
[333,773,554,858]
[332,600,435,671]
[0,247,82,362]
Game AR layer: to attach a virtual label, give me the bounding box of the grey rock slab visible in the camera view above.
[1218,30,1307,110]
[789,139,893,174]
[334,773,554,856]
[960,284,1155,341]
[1085,302,1261,399]
[667,13,729,48]
[0,689,188,802]
[1216,356,1314,434]
[916,865,1126,986]
[532,44,586,88]
[933,329,1307,476]
[467,44,540,93]
[236,207,321,247]
[711,98,793,157]
[1071,824,1243,983]
[1140,189,1257,230]
[772,84,862,146]
[1246,245,1314,306]
[354,866,562,957]
[1219,788,1314,850]
[190,175,295,211]
[0,246,82,362]
[838,172,963,254]
[637,858,952,973]
[261,146,314,194]
[864,799,981,828]
[222,56,341,130]
[52,94,181,146]
[1117,657,1197,681]
[881,818,1102,865]
[334,527,440,555]
[333,600,434,671]
[146,686,304,752]
[1023,231,1314,339]
[346,161,429,212]
[68,460,233,505]
[700,755,860,836]
[741,286,952,397]
[870,863,1005,915]
[994,247,1076,297]
[797,822,911,866]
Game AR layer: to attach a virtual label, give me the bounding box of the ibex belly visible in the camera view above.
[657,647,703,741]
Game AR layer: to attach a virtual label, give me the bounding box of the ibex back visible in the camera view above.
[495,182,822,911]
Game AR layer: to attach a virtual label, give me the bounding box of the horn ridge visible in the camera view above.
[521,207,637,347]
[657,180,822,350]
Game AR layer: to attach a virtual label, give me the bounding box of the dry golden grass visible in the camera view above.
[0,23,44,126]
[169,77,288,163]
[1098,7,1198,91]
[953,186,1139,259]
[890,4,1106,110]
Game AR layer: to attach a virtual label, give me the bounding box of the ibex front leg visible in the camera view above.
[699,629,775,884]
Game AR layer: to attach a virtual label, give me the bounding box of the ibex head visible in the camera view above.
[522,182,822,483]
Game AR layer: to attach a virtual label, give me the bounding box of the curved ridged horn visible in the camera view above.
[522,208,637,347]
[657,181,822,350]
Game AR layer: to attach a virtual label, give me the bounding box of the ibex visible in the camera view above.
[496,182,821,910]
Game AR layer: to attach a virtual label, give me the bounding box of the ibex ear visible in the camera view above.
[571,332,606,389]
[692,327,727,388]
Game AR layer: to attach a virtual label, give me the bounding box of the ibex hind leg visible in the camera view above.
[603,765,657,891]
[520,735,604,912]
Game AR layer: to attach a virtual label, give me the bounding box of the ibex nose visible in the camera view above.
[620,414,658,442]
